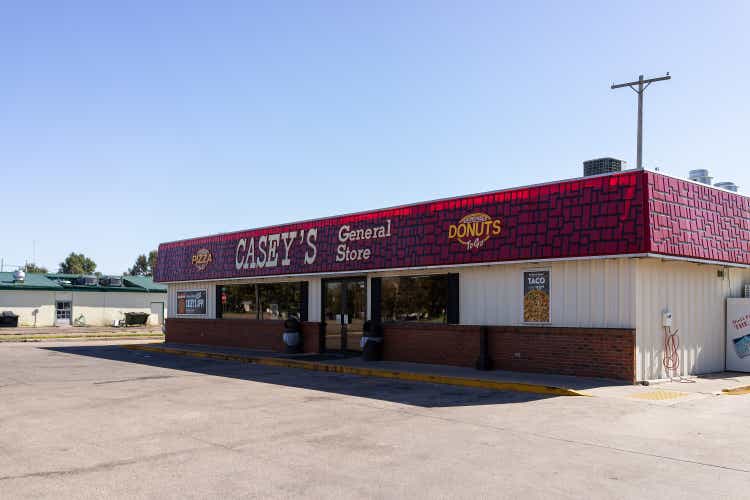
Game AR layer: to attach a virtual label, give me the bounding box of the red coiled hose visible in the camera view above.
[663,326,680,376]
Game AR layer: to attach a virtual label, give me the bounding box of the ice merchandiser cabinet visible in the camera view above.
[726,299,750,372]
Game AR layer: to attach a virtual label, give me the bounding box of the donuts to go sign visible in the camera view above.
[448,212,502,250]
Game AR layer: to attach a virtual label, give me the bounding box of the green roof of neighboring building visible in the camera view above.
[0,273,60,290]
[122,275,167,292]
[0,273,166,293]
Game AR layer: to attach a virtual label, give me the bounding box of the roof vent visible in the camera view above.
[81,275,98,286]
[107,276,123,287]
[13,270,25,282]
[583,157,624,177]
[689,169,713,185]
[714,181,738,193]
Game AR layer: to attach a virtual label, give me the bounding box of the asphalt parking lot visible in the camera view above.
[2,341,750,499]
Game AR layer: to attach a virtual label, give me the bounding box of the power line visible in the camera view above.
[611,73,671,170]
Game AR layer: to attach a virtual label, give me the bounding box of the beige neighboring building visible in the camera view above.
[0,272,167,327]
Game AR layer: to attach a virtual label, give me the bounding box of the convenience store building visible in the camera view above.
[155,169,750,383]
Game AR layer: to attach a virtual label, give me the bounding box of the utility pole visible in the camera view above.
[611,73,671,169]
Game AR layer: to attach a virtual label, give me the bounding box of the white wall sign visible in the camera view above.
[523,269,551,323]
[726,298,750,372]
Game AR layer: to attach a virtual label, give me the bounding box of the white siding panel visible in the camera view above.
[0,290,56,327]
[635,259,730,380]
[729,268,750,298]
[459,259,635,328]
[72,291,160,326]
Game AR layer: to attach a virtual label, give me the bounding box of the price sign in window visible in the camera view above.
[177,290,207,315]
[523,270,550,323]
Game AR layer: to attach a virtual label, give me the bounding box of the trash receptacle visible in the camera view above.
[282,317,303,354]
[124,312,149,326]
[0,311,19,328]
[360,320,383,361]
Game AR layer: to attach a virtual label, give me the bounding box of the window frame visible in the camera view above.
[219,281,303,321]
[55,301,72,320]
[379,273,452,325]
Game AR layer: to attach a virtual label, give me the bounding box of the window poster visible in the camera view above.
[523,270,550,323]
[177,290,207,315]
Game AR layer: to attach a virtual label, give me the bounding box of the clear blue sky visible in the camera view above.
[1,1,748,274]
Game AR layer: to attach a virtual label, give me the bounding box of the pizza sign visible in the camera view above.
[191,248,213,270]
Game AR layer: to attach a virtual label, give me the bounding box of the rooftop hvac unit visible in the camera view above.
[688,169,713,185]
[81,275,98,286]
[13,270,25,282]
[714,181,739,193]
[583,157,623,177]
[107,276,123,287]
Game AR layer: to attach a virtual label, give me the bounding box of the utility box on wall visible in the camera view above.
[726,298,750,372]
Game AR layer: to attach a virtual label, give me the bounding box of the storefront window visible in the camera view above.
[221,284,258,319]
[259,283,301,320]
[381,275,448,323]
[220,283,300,320]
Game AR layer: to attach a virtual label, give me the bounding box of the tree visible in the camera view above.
[147,250,157,277]
[58,253,97,274]
[22,263,48,274]
[127,250,157,276]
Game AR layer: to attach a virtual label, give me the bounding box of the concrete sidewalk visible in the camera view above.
[122,342,630,397]
[0,326,163,335]
[584,371,750,400]
[121,342,750,400]
[0,326,164,342]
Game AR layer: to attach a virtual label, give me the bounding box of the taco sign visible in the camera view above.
[448,212,503,250]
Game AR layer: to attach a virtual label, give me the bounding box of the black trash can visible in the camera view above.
[124,312,149,326]
[0,311,19,328]
[361,320,383,361]
[282,317,303,354]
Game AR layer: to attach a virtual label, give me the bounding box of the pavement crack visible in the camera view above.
[0,447,209,482]
[93,375,175,385]
[183,433,242,453]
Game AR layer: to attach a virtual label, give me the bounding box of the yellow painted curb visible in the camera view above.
[722,385,750,396]
[122,344,587,397]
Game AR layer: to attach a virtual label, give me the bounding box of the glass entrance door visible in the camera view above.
[324,278,366,352]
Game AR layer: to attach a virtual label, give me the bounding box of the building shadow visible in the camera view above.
[41,344,555,408]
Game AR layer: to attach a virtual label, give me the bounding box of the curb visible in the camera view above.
[722,385,750,396]
[1,334,164,343]
[122,344,587,397]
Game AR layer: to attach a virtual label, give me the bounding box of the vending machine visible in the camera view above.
[726,298,750,372]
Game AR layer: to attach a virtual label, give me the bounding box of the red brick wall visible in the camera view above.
[382,323,480,367]
[487,326,635,382]
[166,319,635,381]
[301,322,322,353]
[165,318,321,354]
[647,171,750,264]
[381,323,635,381]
